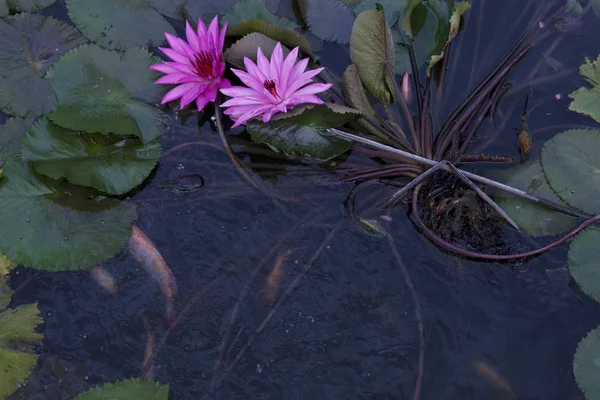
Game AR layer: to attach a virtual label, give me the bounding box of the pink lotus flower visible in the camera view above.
[220,42,332,128]
[150,17,231,111]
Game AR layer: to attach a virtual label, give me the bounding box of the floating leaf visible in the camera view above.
[0,303,43,399]
[566,0,583,14]
[573,325,600,399]
[6,0,56,12]
[66,0,183,50]
[0,14,85,117]
[0,159,137,271]
[21,119,161,195]
[401,0,420,36]
[248,104,358,161]
[74,378,169,400]
[225,32,291,69]
[569,228,600,302]
[343,64,375,116]
[222,0,297,29]
[183,0,239,21]
[427,1,470,75]
[495,161,577,237]
[297,0,355,44]
[226,20,314,58]
[0,118,34,157]
[568,55,600,123]
[0,252,14,276]
[353,0,410,27]
[47,44,166,143]
[541,129,600,215]
[391,29,412,75]
[350,10,395,102]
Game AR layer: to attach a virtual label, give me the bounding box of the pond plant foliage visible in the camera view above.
[1,0,600,398]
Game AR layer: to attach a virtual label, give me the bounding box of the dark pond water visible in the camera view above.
[7,0,600,399]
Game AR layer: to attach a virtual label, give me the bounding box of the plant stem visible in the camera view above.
[386,64,420,155]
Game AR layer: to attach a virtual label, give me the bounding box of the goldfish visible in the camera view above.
[472,360,516,399]
[263,249,295,306]
[90,266,118,294]
[128,226,177,323]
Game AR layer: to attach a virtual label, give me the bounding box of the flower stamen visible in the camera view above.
[192,51,214,79]
[264,80,279,98]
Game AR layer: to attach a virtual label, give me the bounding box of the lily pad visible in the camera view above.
[222,0,297,29]
[426,1,470,75]
[569,228,600,302]
[401,0,420,36]
[47,44,167,143]
[568,55,600,123]
[0,303,43,399]
[541,129,600,215]
[4,0,56,13]
[0,252,15,277]
[495,161,577,237]
[0,158,138,271]
[66,0,183,50]
[0,118,34,157]
[573,324,600,399]
[74,378,169,400]
[350,10,395,102]
[353,0,409,27]
[297,0,355,44]
[21,118,161,195]
[247,104,357,162]
[0,13,85,117]
[225,32,291,69]
[226,20,314,58]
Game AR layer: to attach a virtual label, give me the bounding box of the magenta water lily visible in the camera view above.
[219,42,333,128]
[150,16,231,111]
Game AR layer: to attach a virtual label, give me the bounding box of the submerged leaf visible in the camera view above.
[541,129,600,215]
[21,119,162,195]
[0,13,85,117]
[222,0,297,29]
[0,303,43,399]
[74,378,169,400]
[225,32,291,69]
[568,55,600,122]
[495,160,577,237]
[0,118,34,157]
[350,10,395,102]
[569,228,600,302]
[66,0,182,50]
[0,159,137,271]
[47,44,166,143]
[226,20,313,58]
[298,0,355,44]
[248,104,358,161]
[573,325,600,399]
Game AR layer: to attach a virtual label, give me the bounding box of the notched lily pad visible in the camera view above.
[568,228,600,302]
[0,13,85,117]
[66,0,183,50]
[353,0,409,27]
[222,0,297,29]
[21,118,162,195]
[495,160,577,237]
[0,302,44,399]
[297,0,355,44]
[74,378,169,400]
[573,324,600,399]
[247,104,358,162]
[0,159,138,271]
[47,44,167,143]
[541,129,600,215]
[568,55,600,123]
[225,32,291,69]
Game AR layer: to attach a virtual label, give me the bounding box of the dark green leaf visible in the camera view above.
[353,0,410,27]
[565,0,583,14]
[0,13,85,117]
[350,10,395,102]
[427,1,470,75]
[391,29,412,75]
[400,0,420,36]
[47,44,167,143]
[568,55,600,122]
[297,0,355,44]
[222,0,297,29]
[0,118,34,158]
[0,303,43,398]
[225,32,291,69]
[0,158,138,271]
[268,103,360,127]
[573,325,600,399]
[21,119,161,195]
[541,128,600,215]
[74,378,169,400]
[7,0,56,12]
[66,0,183,50]
[569,228,600,302]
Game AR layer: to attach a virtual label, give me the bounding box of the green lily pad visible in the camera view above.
[350,10,395,102]
[0,158,137,271]
[46,44,167,144]
[0,13,85,117]
[401,0,420,36]
[0,118,34,157]
[66,0,184,50]
[74,378,169,400]
[353,0,409,27]
[391,29,412,75]
[566,0,583,14]
[541,129,600,215]
[297,0,355,44]
[222,0,297,29]
[3,0,56,14]
[495,160,577,237]
[342,64,375,116]
[0,252,15,277]
[224,32,291,69]
[426,1,470,75]
[568,55,600,123]
[21,118,161,195]
[573,324,600,399]
[569,228,600,302]
[0,303,43,399]
[247,104,358,162]
[226,20,314,59]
